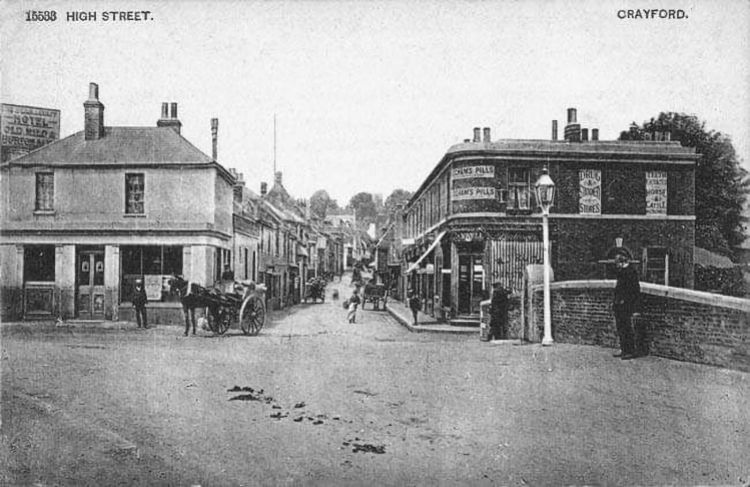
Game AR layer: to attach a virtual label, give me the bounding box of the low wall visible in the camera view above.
[530,280,750,372]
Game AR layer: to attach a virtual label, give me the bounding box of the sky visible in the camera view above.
[2,0,749,205]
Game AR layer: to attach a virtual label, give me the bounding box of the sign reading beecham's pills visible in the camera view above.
[1,104,60,163]
[451,187,497,201]
[452,165,495,180]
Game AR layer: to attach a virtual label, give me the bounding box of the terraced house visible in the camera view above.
[402,108,698,324]
[0,83,235,322]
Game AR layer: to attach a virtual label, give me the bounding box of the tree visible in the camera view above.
[348,192,378,225]
[619,113,749,255]
[384,189,413,215]
[309,189,338,219]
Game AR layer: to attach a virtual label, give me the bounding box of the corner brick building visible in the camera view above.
[402,109,698,323]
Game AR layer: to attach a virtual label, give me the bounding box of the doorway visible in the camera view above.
[457,253,484,315]
[77,249,105,319]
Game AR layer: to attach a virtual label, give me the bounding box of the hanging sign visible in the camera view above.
[579,169,601,214]
[646,171,667,215]
[452,165,495,180]
[451,187,497,201]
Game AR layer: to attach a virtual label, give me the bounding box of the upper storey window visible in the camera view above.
[125,173,145,214]
[35,172,54,211]
[508,168,530,210]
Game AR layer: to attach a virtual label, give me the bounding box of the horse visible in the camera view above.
[168,275,216,336]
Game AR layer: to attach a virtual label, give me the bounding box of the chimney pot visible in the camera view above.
[260,182,268,196]
[211,118,218,161]
[473,127,481,143]
[274,171,282,185]
[581,128,589,142]
[591,128,599,141]
[157,102,182,133]
[567,108,577,124]
[482,127,491,143]
[160,102,168,119]
[170,102,178,119]
[88,83,99,100]
[552,120,558,141]
[463,139,470,143]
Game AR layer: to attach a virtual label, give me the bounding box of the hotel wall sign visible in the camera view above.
[579,169,602,214]
[452,165,495,180]
[1,103,60,162]
[646,171,667,215]
[451,186,497,201]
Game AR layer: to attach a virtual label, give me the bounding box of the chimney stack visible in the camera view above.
[473,127,481,143]
[581,128,589,142]
[482,127,491,143]
[157,101,182,134]
[564,107,581,142]
[274,171,282,185]
[83,82,105,141]
[260,182,268,196]
[591,128,599,141]
[552,120,558,141]
[211,118,219,161]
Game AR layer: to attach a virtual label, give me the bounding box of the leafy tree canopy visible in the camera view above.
[309,189,338,219]
[619,113,749,254]
[384,189,413,215]
[348,192,378,225]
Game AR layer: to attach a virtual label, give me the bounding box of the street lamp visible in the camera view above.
[534,167,556,346]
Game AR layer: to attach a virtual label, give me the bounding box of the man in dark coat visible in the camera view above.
[133,278,148,329]
[613,254,641,359]
[489,282,510,340]
[407,290,421,326]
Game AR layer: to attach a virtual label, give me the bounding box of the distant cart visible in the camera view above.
[303,279,326,303]
[361,283,386,310]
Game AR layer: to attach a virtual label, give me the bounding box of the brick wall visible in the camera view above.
[529,280,750,372]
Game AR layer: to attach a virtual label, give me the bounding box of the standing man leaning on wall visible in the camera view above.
[613,253,642,360]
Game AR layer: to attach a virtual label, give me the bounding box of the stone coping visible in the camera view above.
[530,280,750,313]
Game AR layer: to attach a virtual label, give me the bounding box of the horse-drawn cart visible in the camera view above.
[170,277,266,336]
[303,278,326,303]
[361,283,386,310]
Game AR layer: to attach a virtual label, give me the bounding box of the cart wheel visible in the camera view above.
[214,308,232,335]
[240,295,266,335]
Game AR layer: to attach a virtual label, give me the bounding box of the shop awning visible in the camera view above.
[405,231,446,273]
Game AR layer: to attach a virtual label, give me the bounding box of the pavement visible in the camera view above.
[384,298,478,335]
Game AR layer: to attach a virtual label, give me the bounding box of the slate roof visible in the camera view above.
[3,127,212,165]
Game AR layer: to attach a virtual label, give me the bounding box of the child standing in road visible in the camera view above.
[347,289,361,323]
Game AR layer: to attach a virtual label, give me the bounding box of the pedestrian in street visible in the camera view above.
[489,282,510,340]
[408,290,421,326]
[133,278,148,329]
[347,289,361,323]
[613,253,642,359]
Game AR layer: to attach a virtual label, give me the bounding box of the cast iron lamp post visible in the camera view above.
[534,168,556,346]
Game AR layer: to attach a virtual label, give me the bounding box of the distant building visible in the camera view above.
[0,83,235,322]
[401,109,698,323]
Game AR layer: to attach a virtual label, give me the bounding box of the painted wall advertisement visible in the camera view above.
[452,165,495,180]
[144,274,164,301]
[1,103,60,163]
[451,186,497,201]
[646,171,668,215]
[579,169,602,214]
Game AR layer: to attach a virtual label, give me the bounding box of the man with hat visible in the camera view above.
[613,253,641,359]
[133,278,148,329]
[489,281,510,340]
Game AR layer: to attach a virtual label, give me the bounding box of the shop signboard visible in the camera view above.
[1,103,60,162]
[579,169,601,214]
[646,171,668,215]
[452,165,495,180]
[451,186,497,201]
[145,274,163,301]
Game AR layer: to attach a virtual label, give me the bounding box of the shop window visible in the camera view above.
[120,246,182,303]
[35,173,54,211]
[125,173,145,214]
[644,247,668,285]
[24,245,55,282]
[508,168,531,210]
